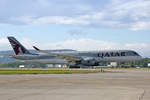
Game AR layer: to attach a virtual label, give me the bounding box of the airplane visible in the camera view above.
[7,36,142,67]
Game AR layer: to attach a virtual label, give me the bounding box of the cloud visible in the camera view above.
[0,38,10,51]
[66,29,89,35]
[0,0,150,30]
[108,0,150,30]
[129,21,150,31]
[10,15,94,25]
[9,0,150,30]
[43,38,120,50]
[21,38,38,49]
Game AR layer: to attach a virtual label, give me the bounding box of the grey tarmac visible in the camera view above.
[0,68,150,100]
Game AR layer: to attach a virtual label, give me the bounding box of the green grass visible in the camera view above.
[0,69,102,75]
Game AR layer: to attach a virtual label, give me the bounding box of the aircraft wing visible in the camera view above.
[33,46,81,62]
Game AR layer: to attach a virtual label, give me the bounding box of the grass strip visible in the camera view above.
[0,69,101,75]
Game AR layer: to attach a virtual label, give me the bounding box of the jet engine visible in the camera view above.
[81,58,99,66]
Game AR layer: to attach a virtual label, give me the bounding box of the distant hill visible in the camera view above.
[0,50,16,64]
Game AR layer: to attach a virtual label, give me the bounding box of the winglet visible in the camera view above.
[33,46,40,51]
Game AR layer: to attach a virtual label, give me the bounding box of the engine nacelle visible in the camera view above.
[81,58,99,66]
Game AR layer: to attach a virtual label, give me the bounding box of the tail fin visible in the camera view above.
[7,36,31,55]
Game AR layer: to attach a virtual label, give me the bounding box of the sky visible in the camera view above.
[0,0,150,57]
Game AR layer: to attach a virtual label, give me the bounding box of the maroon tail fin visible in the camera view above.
[7,36,31,55]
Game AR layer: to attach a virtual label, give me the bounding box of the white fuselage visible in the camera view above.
[12,50,142,65]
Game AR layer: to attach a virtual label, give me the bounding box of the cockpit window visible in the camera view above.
[132,51,140,56]
[126,51,140,56]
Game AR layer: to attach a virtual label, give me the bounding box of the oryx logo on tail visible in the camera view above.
[7,37,31,55]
